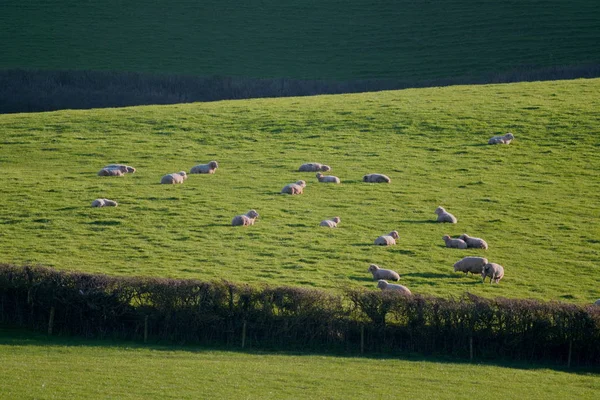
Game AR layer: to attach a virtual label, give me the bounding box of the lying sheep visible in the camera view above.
[190,161,218,174]
[316,173,340,184]
[363,173,391,183]
[160,171,187,184]
[104,164,136,173]
[368,264,400,281]
[281,180,306,195]
[232,210,259,226]
[377,280,412,295]
[320,217,341,228]
[458,234,488,249]
[98,168,124,177]
[453,257,489,275]
[298,163,331,172]
[91,198,118,207]
[482,263,504,284]
[435,206,458,223]
[488,132,514,145]
[443,235,467,249]
[374,231,399,246]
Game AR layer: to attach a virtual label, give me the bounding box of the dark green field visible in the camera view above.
[2,0,599,81]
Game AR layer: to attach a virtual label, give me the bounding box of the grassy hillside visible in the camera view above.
[0,79,599,302]
[1,330,598,399]
[1,1,599,81]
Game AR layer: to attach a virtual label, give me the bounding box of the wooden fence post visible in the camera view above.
[48,306,55,335]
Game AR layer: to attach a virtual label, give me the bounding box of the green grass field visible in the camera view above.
[0,78,599,303]
[0,329,597,400]
[1,1,599,81]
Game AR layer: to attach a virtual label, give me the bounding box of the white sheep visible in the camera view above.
[232,210,259,226]
[488,132,515,145]
[104,164,136,173]
[98,168,124,177]
[377,280,412,295]
[481,263,504,284]
[374,231,399,246]
[363,173,391,183]
[298,163,331,172]
[443,235,467,249]
[435,206,458,223]
[281,180,306,195]
[458,234,488,249]
[91,198,118,207]
[368,264,400,281]
[190,161,218,174]
[316,173,340,184]
[453,257,489,275]
[320,217,341,228]
[161,171,187,184]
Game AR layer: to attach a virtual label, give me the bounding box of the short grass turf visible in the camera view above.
[1,0,599,81]
[0,330,598,400]
[0,79,599,303]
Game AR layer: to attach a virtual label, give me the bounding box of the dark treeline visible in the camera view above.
[1,64,599,114]
[1,264,599,367]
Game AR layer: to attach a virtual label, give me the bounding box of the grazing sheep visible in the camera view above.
[320,217,341,228]
[368,264,400,281]
[374,231,399,246]
[281,180,306,195]
[190,161,218,174]
[298,163,331,172]
[232,209,259,226]
[160,171,187,184]
[363,173,391,183]
[458,233,489,249]
[453,257,489,275]
[481,263,504,284]
[316,173,341,184]
[435,206,458,223]
[104,164,136,173]
[488,132,514,145]
[98,168,124,177]
[377,280,412,295]
[91,198,118,207]
[443,235,468,249]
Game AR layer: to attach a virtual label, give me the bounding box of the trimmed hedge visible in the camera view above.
[1,264,599,366]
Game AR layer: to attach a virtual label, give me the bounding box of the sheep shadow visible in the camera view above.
[351,243,375,247]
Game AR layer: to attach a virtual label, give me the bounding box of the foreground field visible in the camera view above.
[0,79,599,302]
[0,330,597,400]
[1,1,599,81]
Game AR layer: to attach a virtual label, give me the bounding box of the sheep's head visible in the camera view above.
[316,173,323,179]
[247,210,259,219]
[296,180,306,187]
[442,235,451,242]
[504,133,514,140]
[377,280,388,290]
[368,264,380,273]
[390,231,399,239]
[435,206,445,215]
[126,166,136,173]
[321,165,331,172]
[209,161,218,169]
[362,175,369,182]
[178,171,188,179]
[459,234,469,240]
[332,217,341,223]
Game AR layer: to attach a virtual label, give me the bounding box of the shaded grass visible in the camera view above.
[0,79,599,303]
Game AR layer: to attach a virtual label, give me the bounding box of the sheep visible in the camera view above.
[374,231,399,246]
[481,263,504,284]
[190,161,218,174]
[453,257,489,275]
[298,163,331,172]
[488,132,514,145]
[320,217,341,228]
[98,168,124,177]
[281,180,307,195]
[458,233,488,249]
[91,198,118,207]
[316,173,341,184]
[435,206,458,223]
[363,173,391,183]
[595,299,600,306]
[232,210,259,226]
[160,171,187,184]
[368,264,400,281]
[104,164,136,173]
[443,235,468,249]
[377,280,412,295]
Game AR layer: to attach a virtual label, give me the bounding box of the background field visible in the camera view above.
[2,0,599,81]
[0,329,598,400]
[1,78,599,303]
